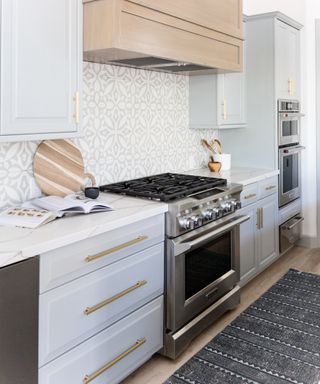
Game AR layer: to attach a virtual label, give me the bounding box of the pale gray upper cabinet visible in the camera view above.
[0,0,82,141]
[217,72,246,128]
[275,20,300,99]
[189,71,246,130]
[189,23,246,130]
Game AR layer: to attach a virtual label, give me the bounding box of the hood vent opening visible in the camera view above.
[109,56,176,67]
[109,56,212,73]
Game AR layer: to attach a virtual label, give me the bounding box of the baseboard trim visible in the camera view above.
[298,235,319,248]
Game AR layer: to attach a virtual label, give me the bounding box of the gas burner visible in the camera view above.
[100,173,227,201]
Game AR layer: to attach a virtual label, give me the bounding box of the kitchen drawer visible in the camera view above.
[40,214,164,293]
[39,243,164,366]
[39,296,163,384]
[240,183,259,207]
[258,176,278,199]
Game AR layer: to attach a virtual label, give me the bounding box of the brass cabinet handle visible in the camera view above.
[83,338,146,384]
[288,78,294,96]
[85,235,148,262]
[223,99,227,120]
[84,280,147,315]
[244,193,256,200]
[265,185,276,191]
[73,91,80,124]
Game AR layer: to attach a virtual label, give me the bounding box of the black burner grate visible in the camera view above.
[100,173,227,201]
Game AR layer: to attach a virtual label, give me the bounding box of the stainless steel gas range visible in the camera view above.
[101,173,249,359]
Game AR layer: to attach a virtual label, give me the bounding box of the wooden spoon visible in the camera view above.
[201,139,215,154]
[212,139,222,154]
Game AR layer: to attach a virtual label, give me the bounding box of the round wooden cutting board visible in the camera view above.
[33,139,85,196]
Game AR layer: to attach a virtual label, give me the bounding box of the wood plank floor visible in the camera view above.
[123,246,320,384]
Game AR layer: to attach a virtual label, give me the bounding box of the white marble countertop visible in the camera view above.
[0,166,278,268]
[184,167,279,186]
[0,193,168,268]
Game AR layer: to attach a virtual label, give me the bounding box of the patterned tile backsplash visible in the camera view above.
[0,62,215,209]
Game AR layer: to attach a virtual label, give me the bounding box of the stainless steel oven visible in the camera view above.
[279,145,305,207]
[164,214,248,358]
[278,99,303,146]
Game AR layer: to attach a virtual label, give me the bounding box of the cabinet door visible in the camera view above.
[239,203,258,286]
[275,20,300,99]
[189,75,218,129]
[1,0,82,139]
[258,194,278,269]
[217,71,246,128]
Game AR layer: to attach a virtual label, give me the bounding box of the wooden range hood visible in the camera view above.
[83,0,244,74]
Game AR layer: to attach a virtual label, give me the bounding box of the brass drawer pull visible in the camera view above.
[84,280,147,315]
[83,338,146,383]
[265,185,276,191]
[85,235,148,262]
[244,193,256,200]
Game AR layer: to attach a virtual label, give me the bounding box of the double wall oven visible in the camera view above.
[278,99,304,207]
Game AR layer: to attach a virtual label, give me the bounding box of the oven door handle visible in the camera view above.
[174,215,249,255]
[281,146,305,154]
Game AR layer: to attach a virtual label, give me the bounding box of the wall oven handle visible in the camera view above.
[177,215,249,254]
[282,145,305,154]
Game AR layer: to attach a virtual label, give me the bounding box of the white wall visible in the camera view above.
[244,0,319,241]
[300,1,320,240]
[243,0,305,24]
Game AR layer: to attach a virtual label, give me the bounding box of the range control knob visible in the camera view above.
[178,216,195,230]
[203,209,214,221]
[231,200,241,210]
[220,201,232,214]
[212,207,223,219]
[192,215,203,227]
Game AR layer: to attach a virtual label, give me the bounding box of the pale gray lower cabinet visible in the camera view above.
[239,177,278,286]
[38,214,165,384]
[39,297,163,384]
[239,203,257,284]
[0,0,82,141]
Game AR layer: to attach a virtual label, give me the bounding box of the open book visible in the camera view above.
[31,195,113,214]
[0,207,57,229]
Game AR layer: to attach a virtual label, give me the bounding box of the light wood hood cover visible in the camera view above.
[84,0,243,73]
[33,139,85,196]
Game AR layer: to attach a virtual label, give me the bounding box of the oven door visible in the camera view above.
[166,215,249,332]
[278,113,302,146]
[279,145,304,207]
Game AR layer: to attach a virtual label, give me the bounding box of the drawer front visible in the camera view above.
[240,183,259,207]
[40,214,164,293]
[39,296,163,384]
[126,0,243,39]
[259,176,278,199]
[39,244,164,366]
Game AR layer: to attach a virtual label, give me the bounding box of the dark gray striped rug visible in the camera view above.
[165,269,320,384]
